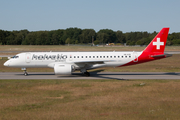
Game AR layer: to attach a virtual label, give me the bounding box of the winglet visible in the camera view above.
[143,28,170,53]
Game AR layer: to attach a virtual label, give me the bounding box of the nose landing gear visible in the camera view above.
[21,68,28,76]
[24,71,28,76]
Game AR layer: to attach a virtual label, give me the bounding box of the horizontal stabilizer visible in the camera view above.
[151,53,172,58]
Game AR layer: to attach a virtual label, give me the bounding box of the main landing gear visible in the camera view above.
[83,72,90,77]
[21,68,28,76]
[81,69,90,77]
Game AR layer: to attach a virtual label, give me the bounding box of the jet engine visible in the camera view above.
[54,64,74,75]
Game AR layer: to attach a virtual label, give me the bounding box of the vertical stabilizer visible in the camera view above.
[143,28,169,53]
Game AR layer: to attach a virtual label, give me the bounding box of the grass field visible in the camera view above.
[0,79,180,120]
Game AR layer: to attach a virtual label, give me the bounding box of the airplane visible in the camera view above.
[4,28,172,76]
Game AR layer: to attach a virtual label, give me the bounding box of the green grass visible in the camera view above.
[1,79,180,120]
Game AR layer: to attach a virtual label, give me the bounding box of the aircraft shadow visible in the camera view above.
[91,72,180,76]
[59,72,180,80]
[14,72,180,80]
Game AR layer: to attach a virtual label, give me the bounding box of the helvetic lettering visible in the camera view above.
[38,55,43,60]
[32,54,67,60]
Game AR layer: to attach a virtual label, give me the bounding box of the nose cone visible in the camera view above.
[4,61,10,66]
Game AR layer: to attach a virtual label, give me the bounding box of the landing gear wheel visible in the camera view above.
[24,71,28,76]
[21,68,28,76]
[84,72,90,77]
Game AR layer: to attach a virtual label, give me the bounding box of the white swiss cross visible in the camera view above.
[153,38,164,50]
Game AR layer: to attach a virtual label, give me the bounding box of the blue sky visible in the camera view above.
[0,0,180,33]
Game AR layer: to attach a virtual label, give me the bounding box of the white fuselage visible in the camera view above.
[4,51,142,70]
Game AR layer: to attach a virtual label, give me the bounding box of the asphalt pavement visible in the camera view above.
[0,72,180,80]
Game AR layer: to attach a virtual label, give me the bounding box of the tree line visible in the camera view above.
[0,28,180,45]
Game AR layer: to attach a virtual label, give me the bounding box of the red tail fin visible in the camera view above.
[143,28,169,53]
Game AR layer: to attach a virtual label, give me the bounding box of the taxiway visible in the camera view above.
[0,72,179,80]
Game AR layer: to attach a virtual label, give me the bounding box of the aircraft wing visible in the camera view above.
[72,59,122,64]
[47,60,117,68]
[73,60,112,64]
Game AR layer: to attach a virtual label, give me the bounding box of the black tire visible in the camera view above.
[84,72,90,77]
[24,72,28,76]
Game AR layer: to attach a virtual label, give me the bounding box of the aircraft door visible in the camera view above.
[25,53,31,63]
[133,52,138,62]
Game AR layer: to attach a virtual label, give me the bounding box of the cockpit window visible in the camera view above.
[12,56,19,59]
